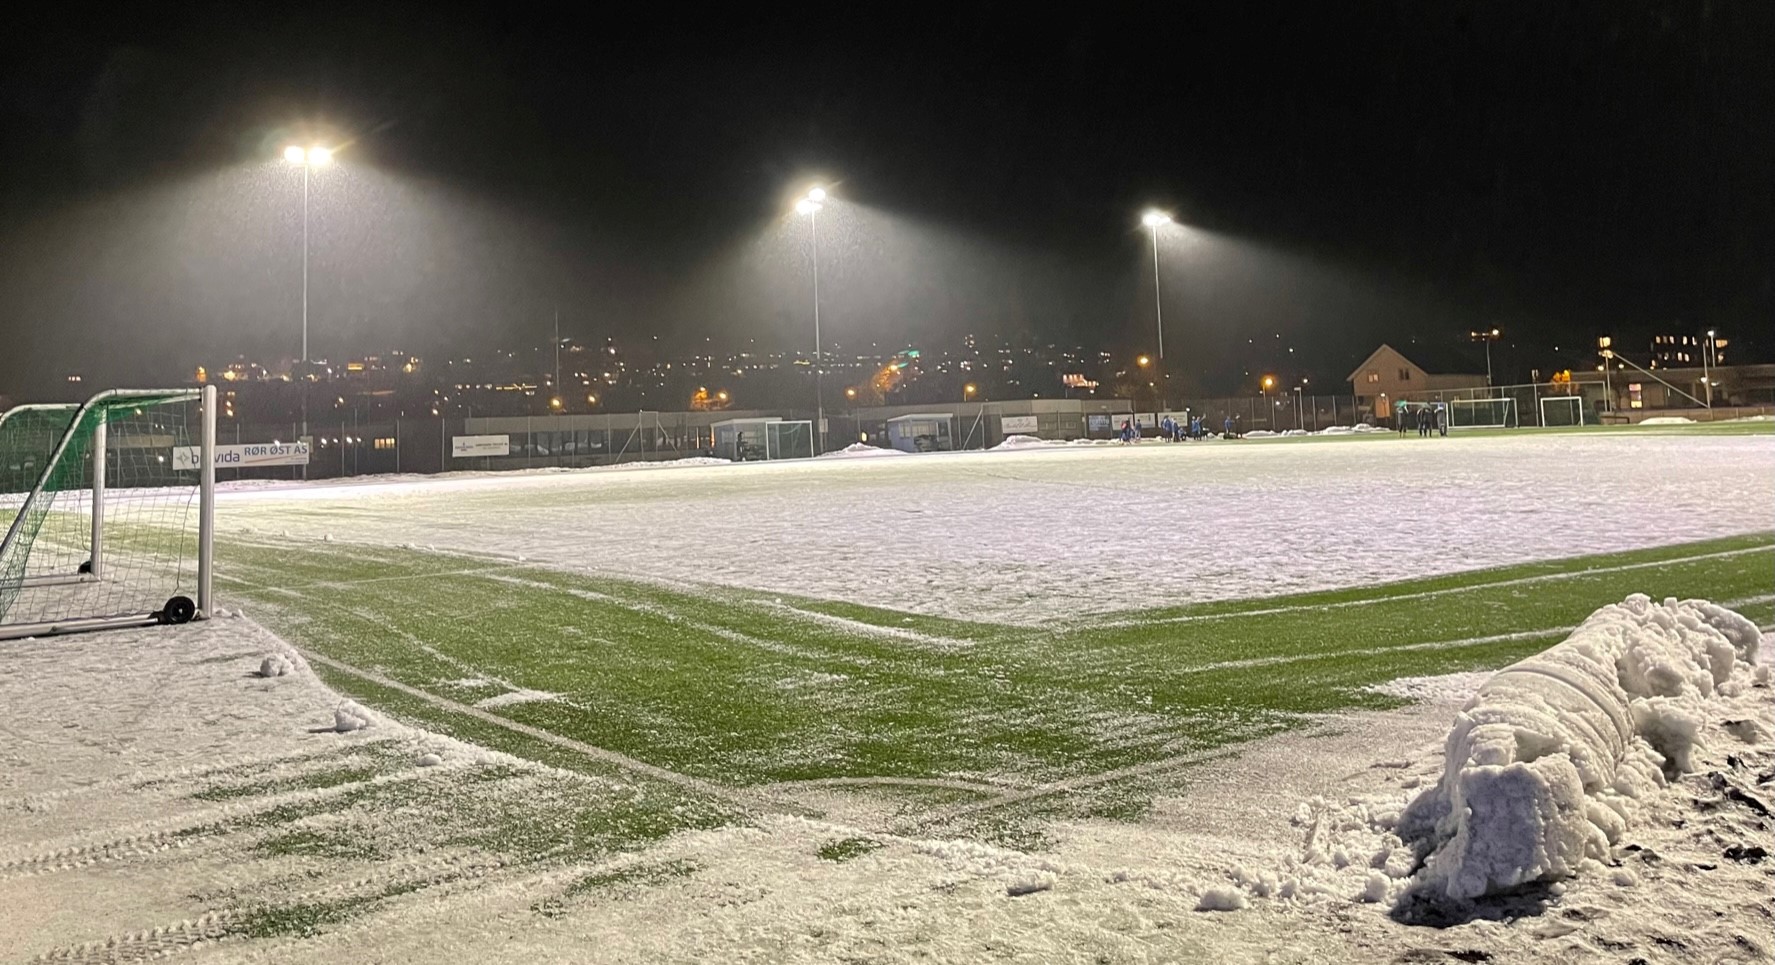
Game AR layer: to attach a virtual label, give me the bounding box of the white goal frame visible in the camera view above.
[0,385,216,639]
[1537,395,1585,428]
[1446,397,1518,430]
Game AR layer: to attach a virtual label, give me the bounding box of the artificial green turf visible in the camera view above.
[218,531,1774,811]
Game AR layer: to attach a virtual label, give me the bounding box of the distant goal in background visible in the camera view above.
[1447,397,1519,430]
[1537,395,1588,428]
[0,387,215,639]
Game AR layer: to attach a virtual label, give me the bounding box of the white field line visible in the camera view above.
[1094,543,1774,629]
[753,776,1010,796]
[292,646,775,815]
[1173,627,1566,676]
[480,572,888,669]
[754,599,978,652]
[222,563,524,592]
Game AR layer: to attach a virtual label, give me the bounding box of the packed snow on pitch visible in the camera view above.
[213,432,1775,625]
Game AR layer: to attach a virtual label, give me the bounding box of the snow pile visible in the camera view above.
[1639,416,1696,425]
[258,654,294,678]
[333,701,374,732]
[1244,430,1277,438]
[1397,595,1761,903]
[818,443,906,458]
[989,434,1051,450]
[1317,424,1383,436]
[1194,886,1247,911]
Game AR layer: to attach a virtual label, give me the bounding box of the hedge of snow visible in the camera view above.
[1398,595,1761,902]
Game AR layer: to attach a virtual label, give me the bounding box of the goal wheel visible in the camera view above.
[158,596,197,625]
[78,559,93,575]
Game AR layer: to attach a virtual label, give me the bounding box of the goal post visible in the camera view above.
[0,386,216,639]
[1446,397,1518,430]
[1537,395,1586,428]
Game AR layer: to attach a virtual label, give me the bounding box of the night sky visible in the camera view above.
[2,2,1770,397]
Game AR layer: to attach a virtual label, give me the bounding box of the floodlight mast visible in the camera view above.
[283,143,334,468]
[796,187,827,452]
[1142,210,1172,409]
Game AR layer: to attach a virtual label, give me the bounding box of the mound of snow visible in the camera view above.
[990,434,1052,450]
[1195,886,1247,911]
[258,654,294,678]
[1244,430,1277,438]
[1638,416,1695,425]
[417,752,443,767]
[819,443,906,458]
[333,701,373,732]
[1282,429,1310,437]
[1398,595,1760,904]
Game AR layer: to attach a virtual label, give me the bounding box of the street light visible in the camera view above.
[795,186,827,452]
[964,383,977,400]
[1140,209,1172,408]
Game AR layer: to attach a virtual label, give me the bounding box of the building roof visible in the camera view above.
[886,413,957,422]
[1346,340,1488,382]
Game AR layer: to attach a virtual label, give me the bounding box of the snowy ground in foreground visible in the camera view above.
[5,615,1769,964]
[214,432,1775,624]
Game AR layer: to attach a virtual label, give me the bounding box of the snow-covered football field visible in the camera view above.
[214,428,1775,624]
[4,426,1774,963]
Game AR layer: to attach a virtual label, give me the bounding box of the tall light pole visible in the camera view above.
[796,186,828,452]
[1469,327,1500,386]
[1141,210,1171,409]
[283,145,332,364]
[283,144,332,470]
[1702,328,1715,408]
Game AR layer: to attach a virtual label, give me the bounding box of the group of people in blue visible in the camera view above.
[1118,412,1240,443]
[1395,401,1448,438]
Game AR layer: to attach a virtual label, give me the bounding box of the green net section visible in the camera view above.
[0,405,78,496]
[0,393,203,630]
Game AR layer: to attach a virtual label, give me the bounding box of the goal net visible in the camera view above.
[1538,395,1586,428]
[1446,397,1518,430]
[0,387,215,639]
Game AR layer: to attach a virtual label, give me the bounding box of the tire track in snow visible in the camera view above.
[291,647,782,815]
[894,745,1246,835]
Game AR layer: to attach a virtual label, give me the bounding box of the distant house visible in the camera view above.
[1347,343,1489,423]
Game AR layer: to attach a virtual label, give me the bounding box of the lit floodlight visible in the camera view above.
[1142,210,1171,228]
[283,145,306,163]
[795,198,821,215]
[807,186,827,202]
[307,146,333,166]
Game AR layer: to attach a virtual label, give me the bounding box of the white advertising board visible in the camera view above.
[452,435,512,458]
[173,442,309,470]
[1000,415,1039,434]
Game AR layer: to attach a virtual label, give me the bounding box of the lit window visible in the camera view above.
[374,437,396,450]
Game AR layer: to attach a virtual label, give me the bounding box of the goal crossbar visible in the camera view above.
[0,386,216,639]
